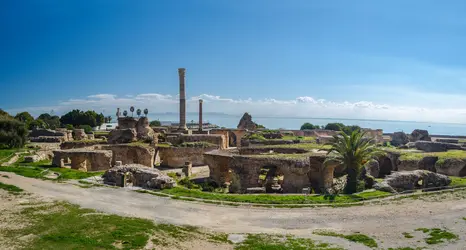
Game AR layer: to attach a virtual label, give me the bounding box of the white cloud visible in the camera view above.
[6,92,466,124]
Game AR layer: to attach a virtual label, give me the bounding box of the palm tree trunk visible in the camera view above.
[344,164,360,194]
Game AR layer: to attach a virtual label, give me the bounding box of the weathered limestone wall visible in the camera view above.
[60,141,105,150]
[102,144,155,168]
[117,117,138,129]
[205,150,330,193]
[29,129,68,142]
[157,146,217,167]
[52,149,112,172]
[166,134,226,149]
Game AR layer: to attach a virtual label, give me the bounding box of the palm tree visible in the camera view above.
[323,129,382,194]
[107,116,112,123]
[143,108,148,117]
[136,109,142,117]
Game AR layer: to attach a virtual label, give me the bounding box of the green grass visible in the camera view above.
[262,143,331,151]
[388,248,424,250]
[450,176,466,187]
[0,159,103,180]
[0,181,23,194]
[160,187,391,205]
[313,230,378,248]
[398,150,466,162]
[234,234,343,250]
[415,228,458,245]
[5,202,156,250]
[0,148,27,164]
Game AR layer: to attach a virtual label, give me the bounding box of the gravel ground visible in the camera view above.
[1,172,465,249]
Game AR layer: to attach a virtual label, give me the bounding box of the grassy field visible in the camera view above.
[160,187,391,205]
[262,142,332,151]
[0,181,24,194]
[0,158,103,180]
[398,150,466,161]
[0,190,345,250]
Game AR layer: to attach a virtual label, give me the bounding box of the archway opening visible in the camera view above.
[228,132,237,147]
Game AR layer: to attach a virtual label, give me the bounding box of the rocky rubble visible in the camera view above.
[237,112,257,130]
[102,164,176,189]
[374,170,451,193]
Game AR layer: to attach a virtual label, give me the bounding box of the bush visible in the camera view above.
[177,141,216,148]
[178,177,199,189]
[324,123,345,131]
[246,133,266,141]
[78,125,93,134]
[0,117,28,148]
[150,120,161,126]
[356,180,366,193]
[65,124,74,130]
[300,123,320,130]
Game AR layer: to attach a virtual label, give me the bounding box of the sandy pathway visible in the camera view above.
[1,172,465,249]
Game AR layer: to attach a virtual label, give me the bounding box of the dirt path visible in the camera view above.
[1,172,466,249]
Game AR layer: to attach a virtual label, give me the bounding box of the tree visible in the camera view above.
[60,110,103,128]
[0,116,28,148]
[300,122,320,130]
[150,120,161,127]
[136,109,142,117]
[323,129,382,194]
[130,106,135,117]
[0,109,11,118]
[324,123,345,131]
[38,113,61,129]
[29,119,47,130]
[14,112,34,127]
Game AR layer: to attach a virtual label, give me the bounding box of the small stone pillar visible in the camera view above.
[198,99,203,132]
[182,161,192,177]
[73,129,87,140]
[178,68,187,130]
[115,161,122,167]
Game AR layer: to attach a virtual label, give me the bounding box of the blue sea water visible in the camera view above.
[144,114,466,136]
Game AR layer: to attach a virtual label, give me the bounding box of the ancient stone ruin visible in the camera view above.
[29,128,70,143]
[374,170,451,193]
[52,149,112,172]
[102,164,176,189]
[108,116,156,144]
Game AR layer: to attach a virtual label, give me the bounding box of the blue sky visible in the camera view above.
[2,0,466,122]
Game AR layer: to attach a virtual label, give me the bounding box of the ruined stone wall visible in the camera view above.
[165,134,226,149]
[52,149,112,172]
[102,144,155,168]
[239,147,308,155]
[60,141,105,150]
[117,117,138,129]
[157,146,217,167]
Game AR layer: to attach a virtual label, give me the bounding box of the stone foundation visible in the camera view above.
[103,164,176,189]
[102,144,155,168]
[157,146,217,167]
[52,149,112,172]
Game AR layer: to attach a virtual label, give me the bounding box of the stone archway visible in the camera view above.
[228,132,237,148]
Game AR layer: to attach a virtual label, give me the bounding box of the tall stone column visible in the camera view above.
[178,68,187,130]
[198,99,203,132]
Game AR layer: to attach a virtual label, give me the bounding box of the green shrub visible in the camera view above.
[229,172,242,193]
[78,125,93,134]
[150,120,161,126]
[247,133,266,141]
[0,117,28,148]
[177,141,217,148]
[65,124,74,130]
[178,177,199,189]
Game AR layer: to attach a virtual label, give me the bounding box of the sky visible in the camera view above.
[2,0,466,123]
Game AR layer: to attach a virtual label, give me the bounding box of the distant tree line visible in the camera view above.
[300,122,361,134]
[0,109,114,148]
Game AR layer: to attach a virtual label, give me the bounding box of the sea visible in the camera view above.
[106,113,466,136]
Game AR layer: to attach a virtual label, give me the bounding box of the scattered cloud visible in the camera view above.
[6,92,466,124]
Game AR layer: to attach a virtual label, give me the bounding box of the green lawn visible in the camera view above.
[0,158,103,180]
[0,181,23,194]
[160,187,391,205]
[262,143,331,151]
[398,150,466,161]
[0,148,27,164]
[450,176,466,187]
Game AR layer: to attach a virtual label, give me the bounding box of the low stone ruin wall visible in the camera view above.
[60,140,106,150]
[102,144,155,168]
[157,146,217,167]
[165,134,226,149]
[239,147,308,155]
[375,170,451,193]
[30,136,66,143]
[52,149,112,172]
[204,150,334,193]
[103,164,176,189]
